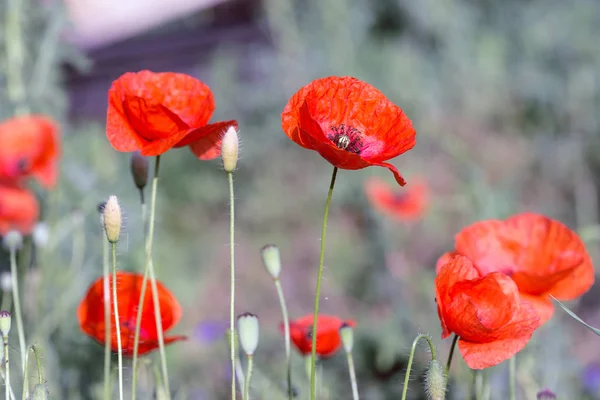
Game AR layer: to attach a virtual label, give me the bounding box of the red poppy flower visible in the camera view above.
[106,70,237,157]
[438,213,595,325]
[0,115,60,188]
[0,184,39,236]
[284,314,356,358]
[364,177,429,221]
[435,254,540,369]
[281,76,416,186]
[77,271,186,356]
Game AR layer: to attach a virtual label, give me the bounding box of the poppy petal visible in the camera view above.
[175,120,238,160]
[458,335,531,370]
[0,185,39,235]
[519,293,555,325]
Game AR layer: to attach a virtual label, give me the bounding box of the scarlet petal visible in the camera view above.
[458,335,531,370]
[175,120,238,160]
[0,185,39,235]
[519,293,555,325]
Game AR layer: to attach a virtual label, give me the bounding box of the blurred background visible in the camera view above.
[1,0,600,398]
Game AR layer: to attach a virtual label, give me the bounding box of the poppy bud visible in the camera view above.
[339,323,354,353]
[0,310,12,337]
[0,273,11,293]
[221,125,239,173]
[30,384,49,400]
[237,313,259,356]
[32,223,49,248]
[424,360,446,400]
[2,230,23,251]
[260,244,281,279]
[130,151,149,190]
[102,196,122,243]
[537,389,556,399]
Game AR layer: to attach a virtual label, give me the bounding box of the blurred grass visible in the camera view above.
[1,0,600,398]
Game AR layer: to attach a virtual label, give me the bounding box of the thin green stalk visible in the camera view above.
[401,334,437,400]
[243,355,254,400]
[228,171,236,400]
[474,370,483,400]
[111,243,124,400]
[446,334,459,375]
[131,156,171,398]
[102,235,111,400]
[9,247,26,373]
[346,351,359,400]
[31,346,43,385]
[4,334,11,400]
[274,279,292,400]
[21,343,29,400]
[5,0,29,115]
[509,356,516,400]
[131,184,149,399]
[309,166,338,400]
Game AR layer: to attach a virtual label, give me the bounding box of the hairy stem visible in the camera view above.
[346,351,359,400]
[9,247,26,373]
[228,171,236,400]
[401,334,437,400]
[112,243,124,400]
[309,167,338,400]
[243,355,253,400]
[103,234,111,400]
[274,279,293,400]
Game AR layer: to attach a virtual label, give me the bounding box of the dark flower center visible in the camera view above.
[328,124,363,154]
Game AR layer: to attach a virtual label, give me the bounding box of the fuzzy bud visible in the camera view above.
[237,313,259,356]
[0,310,12,337]
[3,230,23,252]
[130,151,149,190]
[537,389,556,399]
[29,384,49,400]
[425,360,446,400]
[0,273,11,293]
[260,244,281,279]
[102,196,122,243]
[32,223,50,248]
[221,126,239,173]
[340,323,354,353]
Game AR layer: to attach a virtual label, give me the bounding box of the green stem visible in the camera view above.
[9,247,26,373]
[309,166,338,400]
[21,345,29,400]
[102,234,111,400]
[4,334,11,400]
[274,279,292,400]
[111,243,124,400]
[228,171,236,400]
[346,352,359,400]
[243,355,253,400]
[509,356,516,400]
[446,334,459,375]
[131,183,149,399]
[5,0,29,115]
[401,334,437,400]
[31,346,43,385]
[474,370,483,400]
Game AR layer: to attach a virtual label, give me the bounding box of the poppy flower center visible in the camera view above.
[328,124,364,154]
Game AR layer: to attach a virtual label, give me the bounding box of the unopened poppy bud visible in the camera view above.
[102,196,122,243]
[130,151,149,190]
[0,273,11,292]
[537,389,556,399]
[32,223,50,248]
[237,313,259,356]
[3,230,23,251]
[260,244,281,279]
[340,323,354,353]
[0,310,12,337]
[425,360,446,400]
[221,126,239,173]
[30,384,49,400]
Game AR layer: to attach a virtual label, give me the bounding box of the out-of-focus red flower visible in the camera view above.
[281,76,416,186]
[364,177,429,221]
[438,213,595,325]
[77,271,186,356]
[0,184,39,236]
[283,314,356,358]
[435,254,540,369]
[0,115,60,188]
[106,70,237,157]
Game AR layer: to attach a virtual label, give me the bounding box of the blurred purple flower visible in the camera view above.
[536,389,556,399]
[194,320,228,344]
[583,363,600,394]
